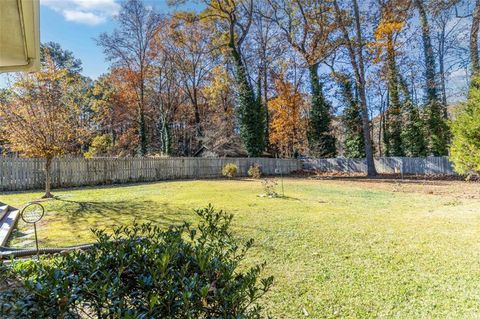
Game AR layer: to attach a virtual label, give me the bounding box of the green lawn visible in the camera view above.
[2,178,480,318]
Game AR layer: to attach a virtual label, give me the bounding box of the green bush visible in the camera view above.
[222,163,238,178]
[450,77,480,177]
[84,134,113,158]
[0,205,273,319]
[261,179,278,198]
[248,164,262,179]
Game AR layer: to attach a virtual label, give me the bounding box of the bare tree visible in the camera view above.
[264,0,340,157]
[333,0,377,175]
[97,0,160,155]
[164,14,218,145]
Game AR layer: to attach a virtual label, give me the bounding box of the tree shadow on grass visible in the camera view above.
[54,198,196,228]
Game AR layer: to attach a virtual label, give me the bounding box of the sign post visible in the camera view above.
[21,203,45,260]
[275,168,284,197]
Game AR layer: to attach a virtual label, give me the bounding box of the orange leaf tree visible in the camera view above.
[268,77,308,158]
[0,56,85,198]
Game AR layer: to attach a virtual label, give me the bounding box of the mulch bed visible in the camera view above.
[290,170,469,181]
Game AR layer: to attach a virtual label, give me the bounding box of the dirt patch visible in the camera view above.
[291,170,480,199]
[338,179,479,199]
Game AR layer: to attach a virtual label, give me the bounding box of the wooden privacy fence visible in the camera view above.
[0,157,302,191]
[302,156,456,175]
[0,156,457,192]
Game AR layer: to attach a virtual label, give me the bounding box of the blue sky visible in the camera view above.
[0,0,468,103]
[40,0,199,79]
[1,0,196,85]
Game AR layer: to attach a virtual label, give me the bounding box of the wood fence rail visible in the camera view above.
[0,156,457,192]
[0,157,302,191]
[302,156,456,175]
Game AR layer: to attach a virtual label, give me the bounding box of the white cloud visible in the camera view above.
[63,10,106,25]
[41,0,120,26]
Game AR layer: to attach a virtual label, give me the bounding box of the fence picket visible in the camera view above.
[0,157,301,191]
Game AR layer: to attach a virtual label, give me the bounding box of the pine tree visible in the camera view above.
[450,76,480,175]
[335,73,365,158]
[414,0,450,155]
[307,63,336,158]
[401,99,427,156]
[231,49,266,157]
[425,100,450,155]
[385,94,404,156]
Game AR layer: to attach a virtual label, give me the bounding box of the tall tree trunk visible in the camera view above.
[157,110,171,155]
[415,0,449,156]
[351,0,377,175]
[438,26,448,115]
[138,104,147,156]
[43,157,53,198]
[415,0,437,103]
[471,0,480,78]
[386,34,404,156]
[192,88,202,140]
[262,64,269,148]
[138,75,147,156]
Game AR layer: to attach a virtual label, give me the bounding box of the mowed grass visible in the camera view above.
[2,178,480,318]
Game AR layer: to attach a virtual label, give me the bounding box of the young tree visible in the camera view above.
[97,0,160,156]
[266,0,338,158]
[0,56,85,198]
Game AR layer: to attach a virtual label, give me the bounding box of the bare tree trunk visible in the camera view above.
[471,0,480,77]
[437,25,448,117]
[415,0,437,103]
[138,71,148,156]
[262,64,269,147]
[352,0,377,176]
[193,96,202,139]
[43,157,53,198]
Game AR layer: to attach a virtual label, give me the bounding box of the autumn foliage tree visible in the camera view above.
[201,0,266,157]
[371,1,406,156]
[268,76,308,158]
[97,0,160,156]
[267,0,338,158]
[0,56,85,198]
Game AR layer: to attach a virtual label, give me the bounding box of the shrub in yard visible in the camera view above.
[222,163,238,178]
[0,205,273,319]
[84,134,113,158]
[450,76,480,177]
[248,164,263,179]
[261,179,278,198]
